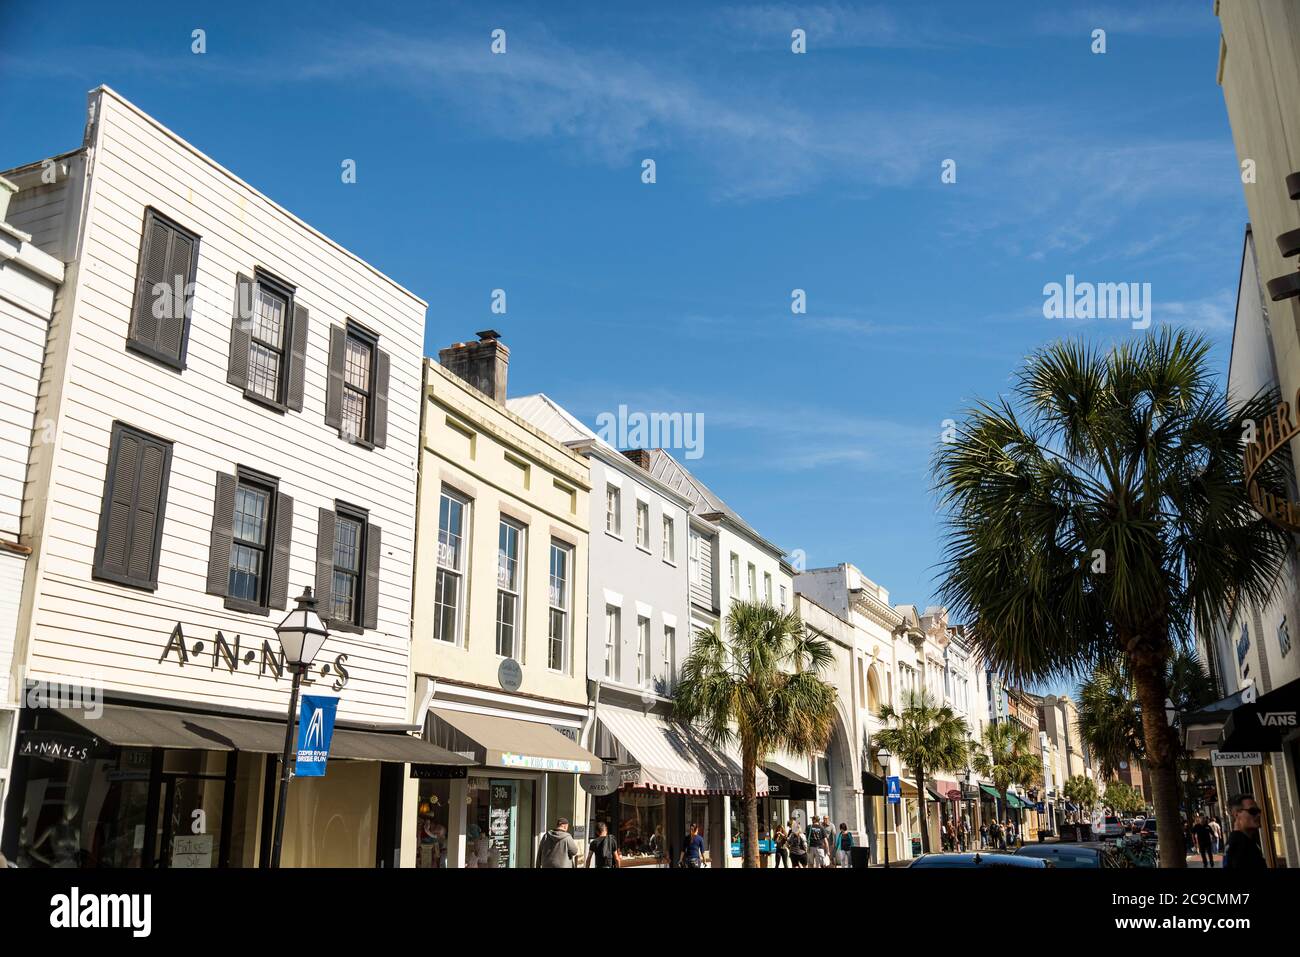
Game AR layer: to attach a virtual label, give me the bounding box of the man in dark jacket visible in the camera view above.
[1222,794,1267,870]
[537,818,580,868]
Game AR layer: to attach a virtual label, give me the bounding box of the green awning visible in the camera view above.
[980,784,1023,808]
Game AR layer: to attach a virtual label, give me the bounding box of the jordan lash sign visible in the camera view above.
[1242,395,1300,531]
[157,623,351,692]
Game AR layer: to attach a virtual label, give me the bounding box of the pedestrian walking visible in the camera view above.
[1209,816,1222,856]
[1222,794,1267,870]
[1192,814,1214,868]
[678,822,707,869]
[537,817,580,868]
[586,822,622,869]
[836,823,853,868]
[773,825,790,868]
[807,817,829,868]
[788,825,808,867]
[979,822,988,848]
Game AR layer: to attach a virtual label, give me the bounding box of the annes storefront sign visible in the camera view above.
[1242,398,1300,531]
[157,623,351,692]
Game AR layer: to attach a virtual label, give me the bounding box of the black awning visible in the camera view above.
[765,766,816,801]
[1220,677,1300,753]
[862,772,885,796]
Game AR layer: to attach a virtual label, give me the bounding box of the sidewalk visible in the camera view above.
[1185,850,1222,868]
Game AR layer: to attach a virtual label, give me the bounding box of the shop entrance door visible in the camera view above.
[157,773,225,868]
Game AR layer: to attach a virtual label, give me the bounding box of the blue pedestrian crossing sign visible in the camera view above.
[886,776,901,804]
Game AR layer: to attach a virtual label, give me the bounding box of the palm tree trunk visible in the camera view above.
[1131,648,1185,868]
[916,767,930,854]
[742,739,759,868]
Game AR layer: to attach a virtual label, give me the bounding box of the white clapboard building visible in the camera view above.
[0,87,467,869]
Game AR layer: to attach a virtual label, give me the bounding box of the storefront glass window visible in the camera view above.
[414,778,452,868]
[468,777,534,868]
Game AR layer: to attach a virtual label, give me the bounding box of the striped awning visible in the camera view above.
[595,706,768,796]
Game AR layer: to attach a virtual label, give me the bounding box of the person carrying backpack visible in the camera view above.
[806,818,828,868]
[586,822,621,868]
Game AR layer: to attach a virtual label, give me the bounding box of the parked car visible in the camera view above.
[1100,816,1124,838]
[1138,817,1158,844]
[908,852,1052,868]
[1015,842,1130,868]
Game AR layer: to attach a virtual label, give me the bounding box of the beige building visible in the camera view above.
[1204,0,1300,867]
[410,332,600,868]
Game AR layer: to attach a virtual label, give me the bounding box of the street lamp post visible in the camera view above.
[270,586,330,869]
[966,765,980,849]
[878,747,891,869]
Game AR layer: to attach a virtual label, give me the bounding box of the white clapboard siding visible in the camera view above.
[4,177,70,257]
[0,552,24,705]
[23,88,426,725]
[689,525,714,611]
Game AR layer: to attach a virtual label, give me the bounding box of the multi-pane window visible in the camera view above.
[229,480,272,603]
[747,564,757,599]
[730,553,740,597]
[764,572,773,605]
[635,501,650,549]
[604,606,620,680]
[341,332,374,443]
[637,616,650,687]
[605,487,621,535]
[663,626,675,692]
[689,533,701,583]
[662,516,675,563]
[548,541,572,671]
[434,490,468,644]
[496,519,524,658]
[248,281,288,402]
[332,512,364,625]
[779,584,787,609]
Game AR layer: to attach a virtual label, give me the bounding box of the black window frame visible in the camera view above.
[329,501,369,634]
[91,422,174,591]
[341,320,378,447]
[224,467,280,616]
[126,207,201,373]
[242,269,297,413]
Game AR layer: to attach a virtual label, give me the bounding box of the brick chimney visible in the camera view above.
[438,330,509,403]
[621,448,652,470]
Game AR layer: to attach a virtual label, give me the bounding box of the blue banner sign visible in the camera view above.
[886,776,901,805]
[295,694,339,777]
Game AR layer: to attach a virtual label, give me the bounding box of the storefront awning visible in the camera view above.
[595,706,768,796]
[980,784,1003,802]
[54,704,474,765]
[765,752,813,786]
[1182,688,1249,752]
[429,708,598,773]
[862,772,885,796]
[1220,677,1300,753]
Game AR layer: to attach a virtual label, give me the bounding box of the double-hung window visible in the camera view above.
[496,518,525,658]
[314,503,381,632]
[662,626,675,693]
[730,553,740,597]
[747,563,757,600]
[635,501,650,550]
[207,467,294,614]
[764,572,773,605]
[689,533,701,584]
[604,606,620,680]
[548,541,572,671]
[662,516,675,563]
[605,487,621,535]
[637,616,650,687]
[434,489,469,644]
[325,321,390,448]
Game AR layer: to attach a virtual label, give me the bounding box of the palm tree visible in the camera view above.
[1062,774,1100,822]
[875,692,969,854]
[1077,649,1216,778]
[674,600,839,868]
[971,721,1039,830]
[934,328,1289,867]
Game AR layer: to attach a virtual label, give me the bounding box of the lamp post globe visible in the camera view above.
[269,586,330,868]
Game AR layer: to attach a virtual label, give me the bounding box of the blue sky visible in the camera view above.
[1,1,1244,647]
